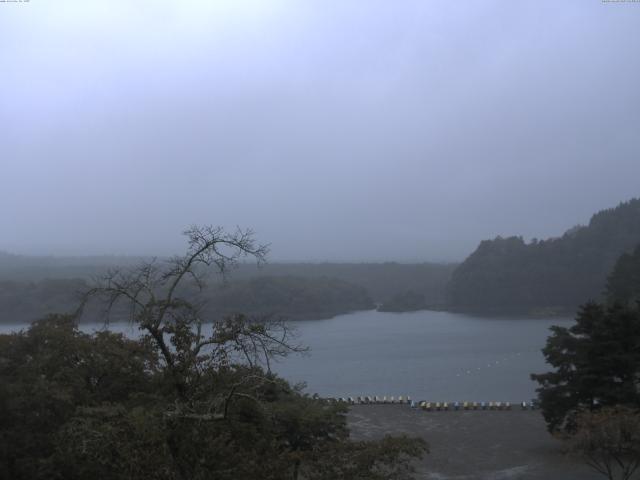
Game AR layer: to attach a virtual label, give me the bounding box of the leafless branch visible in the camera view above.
[75,226,300,408]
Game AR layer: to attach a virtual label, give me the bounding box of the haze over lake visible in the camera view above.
[2,310,572,402]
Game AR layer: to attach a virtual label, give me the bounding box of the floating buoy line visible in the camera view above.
[325,396,538,411]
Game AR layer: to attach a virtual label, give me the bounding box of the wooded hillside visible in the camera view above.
[448,198,640,312]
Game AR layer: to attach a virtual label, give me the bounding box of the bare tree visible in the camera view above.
[78,225,305,406]
[569,407,640,480]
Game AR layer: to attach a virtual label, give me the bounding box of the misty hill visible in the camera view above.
[228,262,456,305]
[200,276,374,320]
[448,198,640,313]
[0,278,87,325]
[0,275,374,324]
[0,256,456,306]
[0,252,146,282]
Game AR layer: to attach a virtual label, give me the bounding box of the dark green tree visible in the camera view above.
[531,302,640,433]
[606,244,640,307]
[0,315,161,479]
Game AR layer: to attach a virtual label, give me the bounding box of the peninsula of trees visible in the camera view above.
[0,258,454,324]
[377,291,428,313]
[202,275,375,320]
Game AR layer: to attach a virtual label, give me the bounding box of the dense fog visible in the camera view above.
[2,1,639,261]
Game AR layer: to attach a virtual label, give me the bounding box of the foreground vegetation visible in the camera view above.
[532,245,640,479]
[0,227,426,480]
[0,316,425,480]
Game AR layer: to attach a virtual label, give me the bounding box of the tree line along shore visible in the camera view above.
[1,197,639,324]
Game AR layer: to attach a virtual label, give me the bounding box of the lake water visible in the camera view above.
[273,310,573,402]
[1,309,573,403]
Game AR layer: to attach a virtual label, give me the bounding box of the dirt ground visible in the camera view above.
[347,405,607,480]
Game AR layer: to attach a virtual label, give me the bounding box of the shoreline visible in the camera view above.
[347,405,600,480]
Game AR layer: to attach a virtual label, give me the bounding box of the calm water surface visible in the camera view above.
[1,310,573,402]
[273,310,572,402]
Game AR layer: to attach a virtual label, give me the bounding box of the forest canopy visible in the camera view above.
[448,199,640,313]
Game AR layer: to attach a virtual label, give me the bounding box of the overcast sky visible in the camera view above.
[1,1,639,262]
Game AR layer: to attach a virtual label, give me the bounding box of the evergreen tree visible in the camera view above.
[606,244,640,307]
[531,302,640,433]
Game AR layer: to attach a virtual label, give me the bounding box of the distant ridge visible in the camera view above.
[0,260,455,324]
[447,198,640,313]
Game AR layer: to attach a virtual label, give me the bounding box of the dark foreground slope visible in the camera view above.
[448,198,640,313]
[348,405,600,480]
